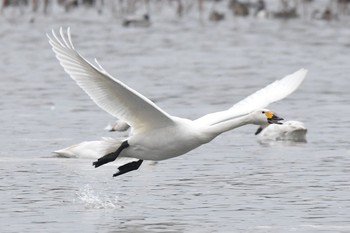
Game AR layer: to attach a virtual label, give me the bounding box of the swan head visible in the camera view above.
[250,109,284,126]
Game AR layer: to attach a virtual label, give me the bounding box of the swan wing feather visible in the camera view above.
[195,69,308,125]
[48,28,174,134]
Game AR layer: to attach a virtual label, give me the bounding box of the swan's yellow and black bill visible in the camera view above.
[265,111,284,124]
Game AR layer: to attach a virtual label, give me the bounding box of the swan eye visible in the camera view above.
[261,111,265,114]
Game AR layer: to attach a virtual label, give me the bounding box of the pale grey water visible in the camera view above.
[1,3,350,233]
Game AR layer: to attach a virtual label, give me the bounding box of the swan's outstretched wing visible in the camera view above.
[48,28,174,134]
[195,69,308,125]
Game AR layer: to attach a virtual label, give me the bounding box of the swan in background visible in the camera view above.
[54,138,120,159]
[104,120,130,132]
[255,0,268,18]
[48,28,307,177]
[53,138,159,167]
[255,120,307,143]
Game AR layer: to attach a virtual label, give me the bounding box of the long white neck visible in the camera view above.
[203,114,252,140]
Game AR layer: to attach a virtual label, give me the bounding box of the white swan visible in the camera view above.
[104,120,130,132]
[48,28,307,177]
[255,120,307,143]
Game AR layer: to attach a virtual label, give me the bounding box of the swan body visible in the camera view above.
[48,28,307,176]
[255,120,307,143]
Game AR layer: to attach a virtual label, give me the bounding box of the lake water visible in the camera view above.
[1,1,350,233]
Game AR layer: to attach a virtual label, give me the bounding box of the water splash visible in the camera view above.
[75,184,119,209]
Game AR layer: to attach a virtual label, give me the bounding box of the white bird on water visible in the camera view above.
[255,120,307,143]
[104,120,130,132]
[48,28,307,177]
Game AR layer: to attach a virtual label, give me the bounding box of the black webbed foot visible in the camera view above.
[113,160,143,177]
[92,152,118,168]
[92,141,129,168]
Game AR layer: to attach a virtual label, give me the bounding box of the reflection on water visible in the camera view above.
[1,2,350,233]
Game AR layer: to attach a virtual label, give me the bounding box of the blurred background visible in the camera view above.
[1,0,350,233]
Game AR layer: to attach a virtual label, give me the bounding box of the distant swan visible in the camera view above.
[104,120,130,132]
[255,120,307,143]
[48,28,307,177]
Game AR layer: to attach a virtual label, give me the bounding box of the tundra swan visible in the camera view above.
[105,120,130,132]
[48,28,307,177]
[255,120,307,143]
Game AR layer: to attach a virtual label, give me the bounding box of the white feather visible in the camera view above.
[195,69,307,126]
[47,28,173,135]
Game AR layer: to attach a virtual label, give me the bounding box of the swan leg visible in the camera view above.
[92,141,129,168]
[113,160,143,177]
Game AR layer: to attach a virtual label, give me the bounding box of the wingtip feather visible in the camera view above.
[67,27,75,49]
[48,27,75,49]
[295,68,308,80]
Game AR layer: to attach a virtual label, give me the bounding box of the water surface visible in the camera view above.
[1,3,350,233]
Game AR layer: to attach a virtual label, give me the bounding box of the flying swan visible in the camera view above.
[48,28,307,177]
